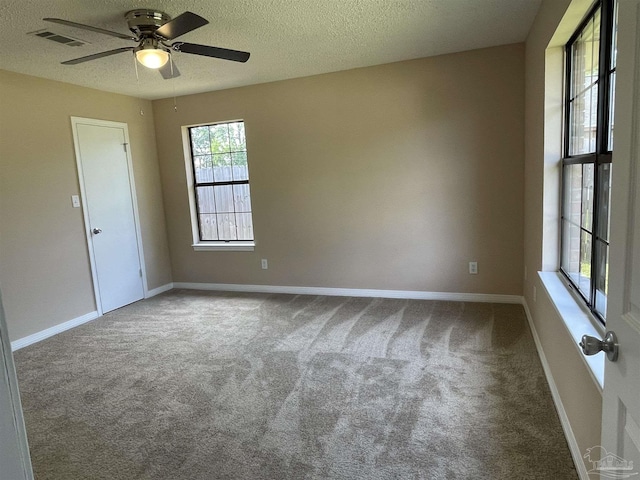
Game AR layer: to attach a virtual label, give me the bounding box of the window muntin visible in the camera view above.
[188,121,254,242]
[560,0,617,322]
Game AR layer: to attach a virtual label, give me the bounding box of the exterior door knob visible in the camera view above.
[579,331,618,362]
[92,228,102,235]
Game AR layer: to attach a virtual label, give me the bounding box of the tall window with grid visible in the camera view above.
[561,0,617,321]
[188,121,254,242]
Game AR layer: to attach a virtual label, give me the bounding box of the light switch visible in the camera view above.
[71,195,81,208]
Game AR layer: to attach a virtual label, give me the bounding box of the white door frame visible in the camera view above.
[71,117,148,316]
[0,289,34,480]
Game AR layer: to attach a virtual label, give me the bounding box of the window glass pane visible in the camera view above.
[594,240,609,318]
[581,163,594,232]
[571,36,585,98]
[562,220,581,283]
[228,122,246,151]
[597,163,612,241]
[572,12,599,93]
[190,126,211,156]
[216,213,237,240]
[212,153,232,182]
[235,213,253,241]
[209,124,231,154]
[591,9,601,77]
[579,230,592,296]
[569,87,598,155]
[570,93,587,155]
[196,186,216,214]
[199,214,219,241]
[588,84,599,152]
[214,185,235,213]
[564,164,582,226]
[232,152,249,181]
[233,184,252,213]
[193,155,213,183]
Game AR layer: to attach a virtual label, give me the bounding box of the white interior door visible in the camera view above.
[72,118,145,314]
[599,0,640,475]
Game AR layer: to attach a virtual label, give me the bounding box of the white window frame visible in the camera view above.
[182,121,255,252]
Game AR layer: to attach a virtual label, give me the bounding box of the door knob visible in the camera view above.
[579,331,618,362]
[92,228,102,235]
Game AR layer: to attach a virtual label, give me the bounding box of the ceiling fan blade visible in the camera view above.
[159,61,181,80]
[155,11,208,40]
[43,18,136,41]
[172,42,250,63]
[61,47,134,65]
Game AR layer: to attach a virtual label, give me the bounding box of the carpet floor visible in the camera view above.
[14,290,577,479]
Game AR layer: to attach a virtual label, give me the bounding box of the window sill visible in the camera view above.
[192,242,255,252]
[538,271,605,392]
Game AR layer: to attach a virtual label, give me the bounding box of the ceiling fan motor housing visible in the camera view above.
[125,10,171,37]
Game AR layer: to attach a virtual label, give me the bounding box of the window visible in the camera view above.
[561,0,617,321]
[187,121,254,245]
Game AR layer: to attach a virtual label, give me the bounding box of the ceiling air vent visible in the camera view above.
[28,29,88,47]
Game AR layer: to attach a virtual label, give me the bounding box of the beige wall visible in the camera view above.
[154,44,525,295]
[524,0,602,472]
[0,10,603,472]
[0,70,172,341]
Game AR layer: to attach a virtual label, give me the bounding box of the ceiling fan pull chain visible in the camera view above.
[133,52,140,82]
[170,55,178,112]
[132,52,145,116]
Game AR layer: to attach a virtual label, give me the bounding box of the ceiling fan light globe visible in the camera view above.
[135,48,169,69]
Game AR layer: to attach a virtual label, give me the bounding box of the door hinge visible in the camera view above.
[139,269,142,277]
[123,143,128,153]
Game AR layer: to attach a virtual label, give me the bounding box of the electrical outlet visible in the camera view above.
[469,262,478,275]
[261,259,268,270]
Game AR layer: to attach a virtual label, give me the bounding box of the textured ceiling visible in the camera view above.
[0,0,541,100]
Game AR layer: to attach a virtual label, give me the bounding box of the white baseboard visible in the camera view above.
[173,282,523,304]
[11,311,99,352]
[522,300,589,480]
[10,283,173,351]
[146,283,174,298]
[10,284,519,352]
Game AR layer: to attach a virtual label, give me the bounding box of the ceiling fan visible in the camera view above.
[43,10,250,79]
